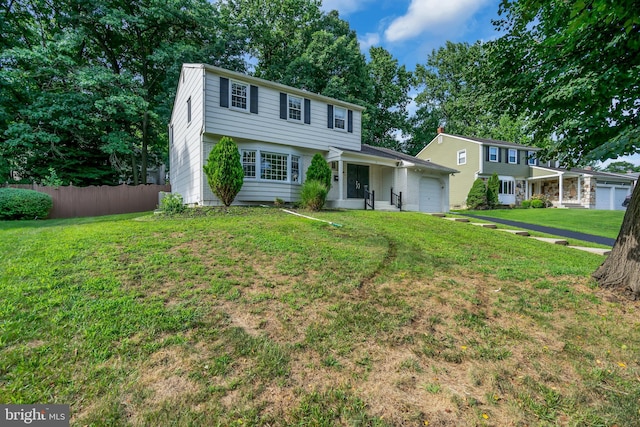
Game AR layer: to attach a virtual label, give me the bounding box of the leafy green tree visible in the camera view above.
[1,0,245,185]
[203,137,244,207]
[486,173,500,209]
[466,179,488,210]
[362,47,413,151]
[602,161,640,174]
[490,0,640,295]
[305,154,332,190]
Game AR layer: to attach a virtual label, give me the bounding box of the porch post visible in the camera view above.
[577,176,582,206]
[338,160,344,201]
[558,173,564,208]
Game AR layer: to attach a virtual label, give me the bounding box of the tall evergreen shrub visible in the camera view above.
[305,154,332,190]
[203,136,244,207]
[466,178,488,210]
[486,172,500,208]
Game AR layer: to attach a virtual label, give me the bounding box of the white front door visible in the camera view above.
[498,176,516,205]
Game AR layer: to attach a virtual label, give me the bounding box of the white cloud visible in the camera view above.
[321,0,368,15]
[358,32,381,50]
[384,0,489,43]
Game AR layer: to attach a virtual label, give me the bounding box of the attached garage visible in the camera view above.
[419,177,444,212]
[596,184,631,210]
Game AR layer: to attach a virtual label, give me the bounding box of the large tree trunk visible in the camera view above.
[593,182,640,299]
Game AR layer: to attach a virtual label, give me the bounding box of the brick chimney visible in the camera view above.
[437,126,445,134]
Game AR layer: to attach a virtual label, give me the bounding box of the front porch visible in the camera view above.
[527,170,594,208]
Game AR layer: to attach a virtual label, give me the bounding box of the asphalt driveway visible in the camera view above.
[458,213,616,246]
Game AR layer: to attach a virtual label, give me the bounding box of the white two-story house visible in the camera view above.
[169,64,456,212]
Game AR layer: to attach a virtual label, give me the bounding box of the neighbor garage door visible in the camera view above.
[596,185,630,210]
[419,177,442,212]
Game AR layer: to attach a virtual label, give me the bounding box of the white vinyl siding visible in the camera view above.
[169,66,204,205]
[204,71,361,152]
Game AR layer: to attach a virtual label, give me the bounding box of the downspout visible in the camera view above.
[200,66,206,205]
[558,172,564,208]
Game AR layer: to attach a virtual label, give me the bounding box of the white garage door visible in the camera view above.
[595,186,611,209]
[615,188,630,210]
[596,185,630,210]
[419,178,442,212]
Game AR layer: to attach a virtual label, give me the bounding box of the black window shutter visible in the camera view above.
[220,77,229,108]
[485,146,490,161]
[250,85,258,114]
[280,93,287,119]
[327,105,334,129]
[498,148,502,163]
[517,150,521,164]
[347,110,353,133]
[304,99,311,124]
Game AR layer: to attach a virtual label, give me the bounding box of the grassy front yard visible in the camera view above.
[1,209,639,426]
[462,209,625,239]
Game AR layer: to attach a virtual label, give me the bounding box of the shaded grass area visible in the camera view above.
[462,208,625,239]
[1,208,639,426]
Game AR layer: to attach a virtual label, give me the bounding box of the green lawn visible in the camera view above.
[1,208,639,426]
[461,209,625,239]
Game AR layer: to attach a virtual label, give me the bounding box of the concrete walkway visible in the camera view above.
[457,213,615,246]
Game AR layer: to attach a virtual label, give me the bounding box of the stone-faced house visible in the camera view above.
[416,131,634,210]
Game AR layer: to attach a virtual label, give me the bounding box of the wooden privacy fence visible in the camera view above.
[9,184,171,219]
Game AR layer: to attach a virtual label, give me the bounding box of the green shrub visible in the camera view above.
[0,188,53,220]
[486,173,500,209]
[520,200,531,209]
[300,180,328,211]
[531,193,551,208]
[530,199,545,208]
[160,193,185,214]
[203,136,244,207]
[306,154,332,190]
[40,167,64,187]
[466,178,488,210]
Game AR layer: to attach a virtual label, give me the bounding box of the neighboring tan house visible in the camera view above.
[169,64,456,212]
[416,131,634,210]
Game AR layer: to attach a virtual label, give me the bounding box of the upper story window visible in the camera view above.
[457,149,466,165]
[231,81,248,110]
[288,95,302,121]
[508,149,517,164]
[334,106,346,130]
[488,146,498,162]
[527,151,537,166]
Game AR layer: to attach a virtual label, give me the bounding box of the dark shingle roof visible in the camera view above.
[446,134,539,150]
[339,144,458,174]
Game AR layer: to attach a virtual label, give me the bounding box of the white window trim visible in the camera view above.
[508,148,517,164]
[288,95,303,122]
[241,148,301,184]
[230,80,249,112]
[457,149,467,165]
[489,146,498,162]
[333,106,347,131]
[527,151,536,166]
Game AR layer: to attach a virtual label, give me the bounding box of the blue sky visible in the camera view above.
[320,0,503,71]
[319,0,639,167]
